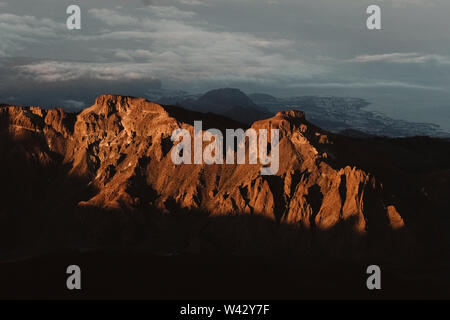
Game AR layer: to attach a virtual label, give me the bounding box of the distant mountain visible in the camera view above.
[157,88,273,125]
[248,93,278,103]
[251,94,449,138]
[152,88,448,137]
[198,88,257,111]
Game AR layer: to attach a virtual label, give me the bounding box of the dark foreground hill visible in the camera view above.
[1,250,449,299]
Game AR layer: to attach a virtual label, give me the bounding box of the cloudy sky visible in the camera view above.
[0,0,449,130]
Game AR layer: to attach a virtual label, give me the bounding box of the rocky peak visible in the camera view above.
[274,110,306,121]
[87,94,166,117]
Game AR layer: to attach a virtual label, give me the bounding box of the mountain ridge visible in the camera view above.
[154,88,449,137]
[0,94,449,261]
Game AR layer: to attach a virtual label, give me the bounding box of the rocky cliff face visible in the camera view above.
[0,95,448,260]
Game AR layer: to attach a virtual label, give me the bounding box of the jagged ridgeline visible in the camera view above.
[0,95,449,260]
